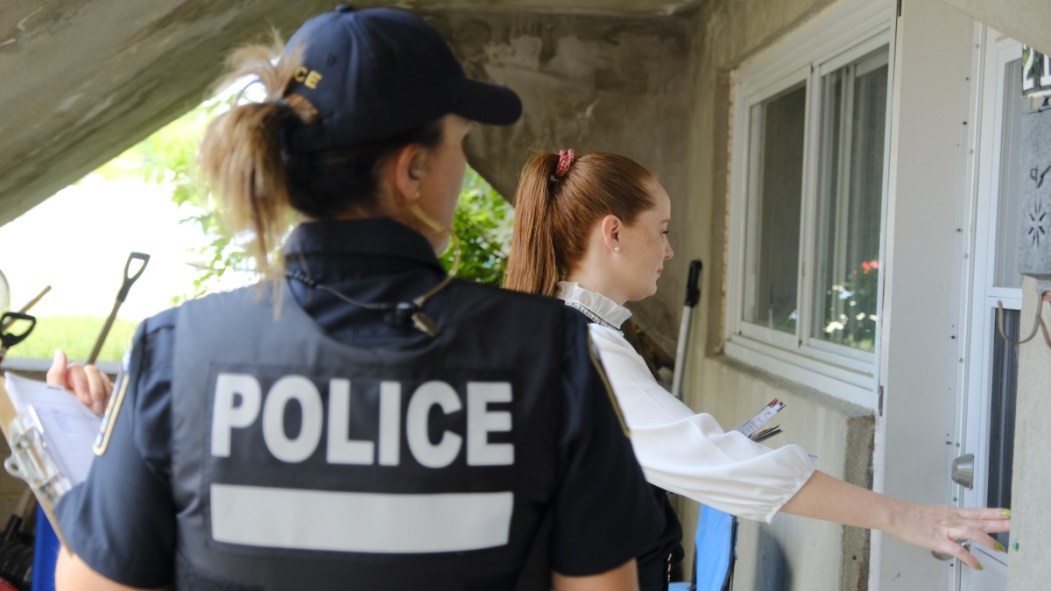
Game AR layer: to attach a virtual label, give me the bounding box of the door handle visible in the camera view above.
[952,453,975,489]
[932,539,972,561]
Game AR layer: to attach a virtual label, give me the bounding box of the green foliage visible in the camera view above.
[24,99,515,365]
[98,99,245,298]
[106,100,514,292]
[822,259,878,352]
[441,169,514,285]
[9,315,138,363]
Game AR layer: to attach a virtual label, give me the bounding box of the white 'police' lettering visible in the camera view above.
[407,381,462,468]
[212,374,262,457]
[468,382,514,465]
[326,379,373,464]
[379,382,400,466]
[263,376,324,463]
[211,374,514,467]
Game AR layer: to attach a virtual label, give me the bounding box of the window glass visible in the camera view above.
[743,83,806,334]
[811,50,888,352]
[987,308,1017,547]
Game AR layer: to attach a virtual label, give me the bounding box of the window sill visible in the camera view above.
[724,336,877,410]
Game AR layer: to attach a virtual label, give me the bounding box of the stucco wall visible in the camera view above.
[1006,277,1051,590]
[689,359,874,590]
[432,9,695,344]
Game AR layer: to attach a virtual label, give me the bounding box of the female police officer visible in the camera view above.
[52,7,663,590]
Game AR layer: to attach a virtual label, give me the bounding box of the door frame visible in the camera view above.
[954,23,1022,591]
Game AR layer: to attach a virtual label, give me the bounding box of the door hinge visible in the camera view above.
[878,385,884,416]
[897,0,902,18]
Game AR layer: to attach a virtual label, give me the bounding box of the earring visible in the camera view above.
[613,246,622,253]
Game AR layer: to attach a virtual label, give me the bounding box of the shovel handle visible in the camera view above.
[87,252,150,364]
[117,252,150,303]
[684,260,702,308]
[671,259,703,399]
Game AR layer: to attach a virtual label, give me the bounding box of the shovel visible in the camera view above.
[0,312,35,365]
[87,252,150,364]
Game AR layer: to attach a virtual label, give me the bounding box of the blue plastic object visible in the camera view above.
[31,505,58,591]
[669,504,737,591]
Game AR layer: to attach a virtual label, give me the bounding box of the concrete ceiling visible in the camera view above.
[942,0,1051,56]
[0,0,700,228]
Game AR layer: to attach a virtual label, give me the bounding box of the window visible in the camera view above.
[742,83,806,336]
[727,0,893,404]
[812,49,887,353]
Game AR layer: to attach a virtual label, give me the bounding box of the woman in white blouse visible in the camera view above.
[504,149,1009,589]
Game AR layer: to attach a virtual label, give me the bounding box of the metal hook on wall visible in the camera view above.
[997,292,1051,349]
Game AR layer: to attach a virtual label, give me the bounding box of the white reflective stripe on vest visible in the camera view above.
[211,484,513,553]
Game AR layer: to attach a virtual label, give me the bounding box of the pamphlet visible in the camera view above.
[734,398,785,442]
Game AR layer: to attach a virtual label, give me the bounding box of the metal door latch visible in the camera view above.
[932,540,972,561]
[952,453,975,489]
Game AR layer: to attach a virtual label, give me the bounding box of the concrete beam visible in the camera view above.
[0,0,703,229]
[942,0,1051,55]
[0,0,334,227]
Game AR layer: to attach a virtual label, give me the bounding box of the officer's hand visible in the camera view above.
[46,349,112,415]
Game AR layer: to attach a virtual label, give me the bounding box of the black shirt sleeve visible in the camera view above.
[550,310,665,576]
[55,310,178,588]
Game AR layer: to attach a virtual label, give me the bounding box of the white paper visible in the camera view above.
[4,372,99,486]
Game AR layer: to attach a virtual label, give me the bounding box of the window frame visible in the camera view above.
[726,0,895,408]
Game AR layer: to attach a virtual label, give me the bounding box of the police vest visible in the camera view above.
[170,280,567,590]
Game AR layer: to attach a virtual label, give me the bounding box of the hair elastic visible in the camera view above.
[554,149,576,178]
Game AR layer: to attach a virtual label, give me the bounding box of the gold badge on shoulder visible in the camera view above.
[93,349,132,456]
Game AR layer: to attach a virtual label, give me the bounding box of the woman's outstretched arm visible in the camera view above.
[781,470,1010,569]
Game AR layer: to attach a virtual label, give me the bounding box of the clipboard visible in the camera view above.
[0,372,101,548]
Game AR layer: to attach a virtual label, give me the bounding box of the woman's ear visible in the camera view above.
[386,143,424,205]
[600,214,622,253]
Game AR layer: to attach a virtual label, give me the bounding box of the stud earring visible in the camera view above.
[613,246,622,253]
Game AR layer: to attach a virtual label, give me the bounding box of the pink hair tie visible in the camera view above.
[554,149,576,178]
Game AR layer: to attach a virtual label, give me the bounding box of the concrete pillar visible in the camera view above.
[1006,278,1051,589]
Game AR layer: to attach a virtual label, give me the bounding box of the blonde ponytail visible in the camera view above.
[197,34,314,279]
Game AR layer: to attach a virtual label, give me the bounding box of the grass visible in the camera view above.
[4,315,139,364]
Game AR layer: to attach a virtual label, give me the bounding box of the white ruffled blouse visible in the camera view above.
[556,281,815,523]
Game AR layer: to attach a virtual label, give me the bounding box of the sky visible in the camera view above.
[0,174,214,322]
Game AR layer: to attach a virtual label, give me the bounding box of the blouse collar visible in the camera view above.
[556,281,633,330]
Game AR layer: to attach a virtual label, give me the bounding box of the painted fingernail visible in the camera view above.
[1001,509,1012,517]
[995,543,1005,553]
[975,562,984,571]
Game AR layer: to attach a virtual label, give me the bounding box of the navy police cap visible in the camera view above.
[283,5,522,153]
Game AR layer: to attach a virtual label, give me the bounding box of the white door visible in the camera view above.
[956,27,1023,591]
